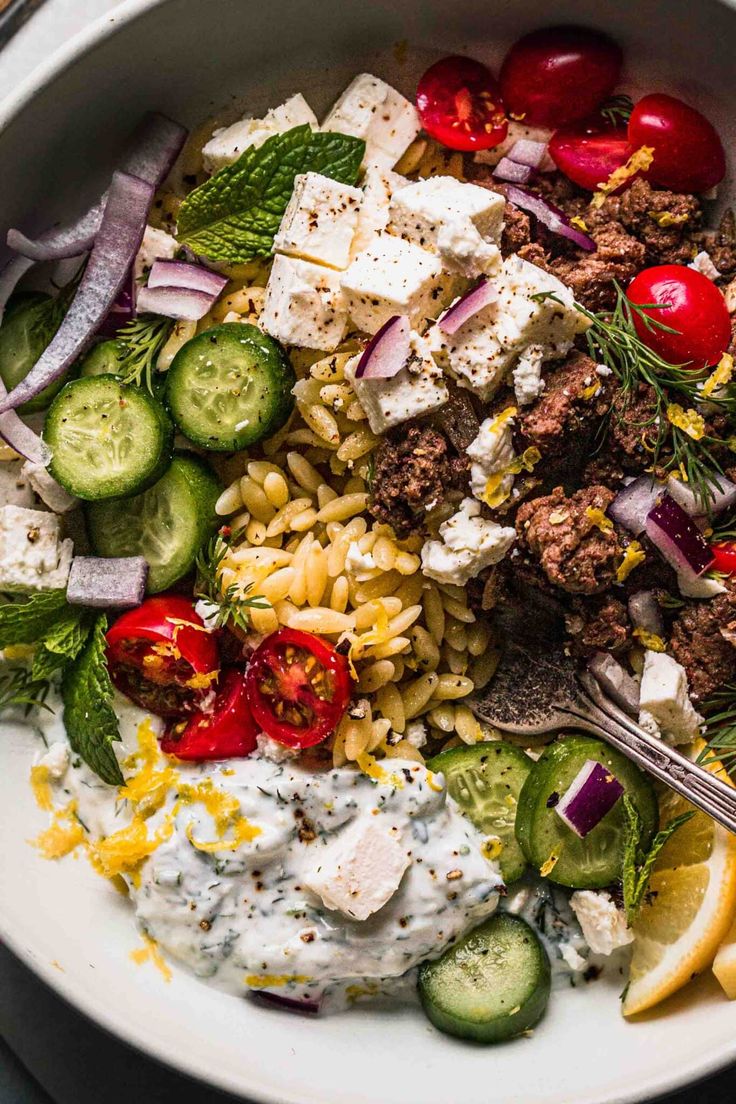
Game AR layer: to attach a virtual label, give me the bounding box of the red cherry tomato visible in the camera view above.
[416,56,508,152]
[499,25,622,128]
[160,668,257,761]
[710,542,736,576]
[549,113,634,191]
[106,596,219,718]
[627,265,732,370]
[628,94,726,193]
[245,628,351,748]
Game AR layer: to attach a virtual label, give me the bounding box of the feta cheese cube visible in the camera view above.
[676,570,727,598]
[133,225,178,285]
[273,172,363,270]
[512,343,546,406]
[570,890,633,956]
[202,93,318,173]
[688,250,720,280]
[0,461,35,509]
[322,74,420,169]
[351,165,408,256]
[0,506,73,591]
[389,176,505,276]
[261,254,348,352]
[421,498,515,585]
[345,331,448,434]
[341,233,448,334]
[20,461,77,514]
[466,408,516,505]
[638,650,703,745]
[304,814,410,920]
[428,307,508,401]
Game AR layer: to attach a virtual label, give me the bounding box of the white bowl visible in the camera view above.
[2,1,736,1100]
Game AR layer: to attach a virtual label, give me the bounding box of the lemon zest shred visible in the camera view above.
[616,541,647,582]
[570,216,589,232]
[648,210,689,228]
[703,353,734,399]
[245,974,311,988]
[425,770,444,793]
[540,849,561,877]
[592,145,654,208]
[120,718,179,817]
[130,933,172,982]
[585,506,613,532]
[31,802,86,860]
[87,814,174,881]
[176,779,262,852]
[30,764,53,811]
[667,403,705,440]
[356,751,404,788]
[633,628,666,652]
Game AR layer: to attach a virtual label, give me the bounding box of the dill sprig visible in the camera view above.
[599,94,633,128]
[0,665,52,716]
[114,315,174,393]
[195,529,271,634]
[697,683,736,771]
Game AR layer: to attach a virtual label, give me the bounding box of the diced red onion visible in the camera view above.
[66,556,148,609]
[627,590,664,639]
[136,284,217,321]
[555,758,624,838]
[506,139,548,169]
[98,277,136,337]
[147,260,228,297]
[645,493,715,579]
[609,476,664,536]
[587,652,640,715]
[0,255,34,326]
[354,315,411,379]
[0,377,49,465]
[0,171,154,413]
[494,157,533,184]
[665,473,736,520]
[437,279,498,336]
[505,185,597,253]
[250,990,321,1015]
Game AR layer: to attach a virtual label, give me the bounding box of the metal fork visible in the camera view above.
[470,644,736,835]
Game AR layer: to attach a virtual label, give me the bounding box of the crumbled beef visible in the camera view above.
[565,594,631,656]
[515,484,623,595]
[545,206,646,312]
[532,172,589,219]
[670,584,736,701]
[426,386,480,452]
[369,424,468,537]
[709,208,736,276]
[616,178,701,265]
[501,202,532,256]
[581,452,625,490]
[607,383,663,471]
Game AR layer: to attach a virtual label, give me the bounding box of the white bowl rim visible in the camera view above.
[1,1,736,1099]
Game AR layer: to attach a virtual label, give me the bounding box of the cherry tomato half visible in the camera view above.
[416,56,508,152]
[549,112,633,191]
[106,596,219,718]
[628,94,726,194]
[160,668,257,760]
[710,542,736,576]
[499,25,622,128]
[627,265,731,371]
[245,628,351,748]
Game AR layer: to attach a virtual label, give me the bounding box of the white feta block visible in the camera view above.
[304,814,410,920]
[261,254,348,352]
[389,175,505,276]
[513,344,546,406]
[688,250,720,281]
[570,890,633,956]
[421,498,515,586]
[0,506,73,591]
[351,165,408,256]
[344,541,380,582]
[273,172,363,270]
[345,332,448,434]
[322,74,420,169]
[341,233,448,334]
[0,461,35,509]
[638,650,703,746]
[466,409,516,505]
[20,462,78,514]
[428,308,508,401]
[202,93,318,173]
[133,225,178,285]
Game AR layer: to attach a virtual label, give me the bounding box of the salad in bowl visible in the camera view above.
[3,21,736,1045]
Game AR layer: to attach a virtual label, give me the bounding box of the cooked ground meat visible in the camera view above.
[709,208,736,276]
[581,452,625,490]
[670,584,736,701]
[616,178,701,265]
[532,172,589,219]
[501,202,532,256]
[369,424,468,537]
[425,386,480,452]
[565,594,631,656]
[545,207,646,312]
[607,383,663,471]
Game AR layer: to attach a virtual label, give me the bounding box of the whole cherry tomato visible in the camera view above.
[499,25,622,128]
[710,542,736,575]
[628,94,726,193]
[627,265,732,370]
[106,596,219,718]
[549,112,633,191]
[416,56,508,152]
[245,627,351,748]
[160,668,257,760]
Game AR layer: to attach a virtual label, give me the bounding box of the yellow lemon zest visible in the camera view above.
[31,801,85,860]
[616,540,647,583]
[633,628,666,652]
[355,751,404,788]
[570,216,589,232]
[482,836,503,861]
[30,764,53,811]
[88,814,174,881]
[703,353,734,398]
[667,403,706,440]
[425,770,444,793]
[185,669,219,690]
[358,602,390,648]
[649,210,689,228]
[540,849,561,877]
[507,446,541,475]
[592,145,654,208]
[120,718,179,817]
[489,406,517,432]
[345,982,380,1001]
[245,974,311,988]
[482,471,511,509]
[585,506,613,532]
[130,933,172,982]
[176,779,262,852]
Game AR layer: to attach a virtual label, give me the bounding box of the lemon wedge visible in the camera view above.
[623,745,736,1017]
[713,916,736,998]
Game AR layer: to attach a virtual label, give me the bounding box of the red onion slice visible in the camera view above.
[0,255,34,326]
[0,376,49,464]
[250,991,321,1015]
[136,284,217,321]
[98,277,136,337]
[147,260,228,297]
[437,279,498,336]
[555,758,624,838]
[588,652,640,715]
[7,200,106,262]
[645,493,715,579]
[0,171,154,413]
[608,476,664,536]
[494,158,533,184]
[66,555,148,609]
[665,473,736,520]
[505,184,597,253]
[354,315,411,379]
[506,139,548,169]
[627,590,664,639]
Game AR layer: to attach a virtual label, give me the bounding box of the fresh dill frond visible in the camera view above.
[195,529,271,634]
[599,94,633,128]
[698,683,736,772]
[0,665,52,716]
[114,315,174,393]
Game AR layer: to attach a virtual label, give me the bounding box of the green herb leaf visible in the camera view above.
[177,125,365,262]
[698,682,736,771]
[61,614,123,787]
[622,794,694,923]
[0,665,52,714]
[0,590,69,647]
[114,315,174,394]
[195,529,270,634]
[31,607,94,682]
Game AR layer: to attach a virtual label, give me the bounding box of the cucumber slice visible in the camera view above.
[418,913,551,1043]
[85,452,220,593]
[0,292,67,412]
[165,323,295,451]
[428,742,532,883]
[515,735,658,889]
[78,340,125,378]
[44,375,173,501]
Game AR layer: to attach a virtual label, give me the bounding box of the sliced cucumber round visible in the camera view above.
[165,322,295,451]
[418,913,551,1044]
[0,292,67,412]
[515,734,658,889]
[44,375,173,501]
[428,742,532,884]
[85,452,220,593]
[78,340,125,378]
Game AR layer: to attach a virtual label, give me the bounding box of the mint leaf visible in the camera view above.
[0,590,68,647]
[177,125,365,262]
[62,614,123,786]
[32,608,93,682]
[622,794,694,923]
